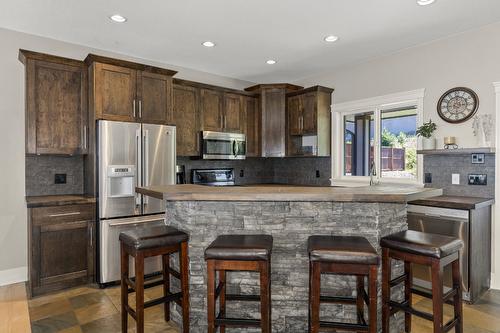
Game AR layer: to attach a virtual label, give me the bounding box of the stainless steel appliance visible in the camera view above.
[98,120,176,283]
[202,131,246,160]
[176,165,186,184]
[407,205,470,300]
[192,168,235,186]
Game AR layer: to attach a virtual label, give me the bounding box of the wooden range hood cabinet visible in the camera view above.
[245,84,303,157]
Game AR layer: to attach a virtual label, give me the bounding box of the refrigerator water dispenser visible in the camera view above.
[107,165,135,197]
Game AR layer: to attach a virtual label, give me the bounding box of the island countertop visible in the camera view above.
[136,184,442,203]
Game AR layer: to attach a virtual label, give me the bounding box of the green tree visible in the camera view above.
[381,128,397,147]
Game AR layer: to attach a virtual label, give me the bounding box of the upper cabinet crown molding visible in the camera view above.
[84,54,177,77]
[20,49,88,156]
[244,83,304,93]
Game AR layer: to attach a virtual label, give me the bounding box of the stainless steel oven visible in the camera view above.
[202,131,246,160]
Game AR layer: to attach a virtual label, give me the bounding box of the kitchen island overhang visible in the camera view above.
[136,185,442,332]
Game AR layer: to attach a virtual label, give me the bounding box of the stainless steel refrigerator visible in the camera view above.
[97,120,176,284]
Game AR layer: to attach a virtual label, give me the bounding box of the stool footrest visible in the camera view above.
[144,292,182,309]
[124,304,137,320]
[389,274,407,287]
[319,320,368,332]
[444,316,460,332]
[389,300,434,321]
[320,295,357,304]
[361,288,369,306]
[411,286,457,305]
[226,294,261,302]
[168,267,181,279]
[215,316,261,327]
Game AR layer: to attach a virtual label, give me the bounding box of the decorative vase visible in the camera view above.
[422,137,436,150]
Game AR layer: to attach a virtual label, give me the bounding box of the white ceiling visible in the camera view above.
[1,0,500,83]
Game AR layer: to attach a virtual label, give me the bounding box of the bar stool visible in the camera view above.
[380,230,464,333]
[308,235,379,333]
[119,225,190,333]
[205,234,273,333]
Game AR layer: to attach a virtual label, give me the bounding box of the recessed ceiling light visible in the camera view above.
[324,35,339,43]
[202,41,216,47]
[109,14,127,23]
[266,59,277,65]
[417,0,435,5]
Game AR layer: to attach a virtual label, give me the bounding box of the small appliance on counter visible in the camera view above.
[192,168,235,186]
[201,131,246,160]
[176,165,186,184]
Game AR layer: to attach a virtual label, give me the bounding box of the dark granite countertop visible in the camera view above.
[26,195,96,208]
[408,195,494,210]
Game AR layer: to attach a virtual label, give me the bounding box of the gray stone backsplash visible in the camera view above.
[423,154,495,198]
[25,155,84,196]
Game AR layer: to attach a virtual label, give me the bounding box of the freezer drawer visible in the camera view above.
[99,214,165,284]
[407,206,470,300]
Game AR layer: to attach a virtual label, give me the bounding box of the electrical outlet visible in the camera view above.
[451,173,460,185]
[54,173,67,184]
[471,153,485,164]
[316,170,320,178]
[424,173,432,183]
[239,169,244,177]
[468,174,487,185]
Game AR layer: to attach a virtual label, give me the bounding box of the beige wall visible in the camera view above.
[0,27,253,284]
[295,22,500,289]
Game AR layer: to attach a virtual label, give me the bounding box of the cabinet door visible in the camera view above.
[223,93,243,132]
[25,59,87,155]
[94,63,137,122]
[263,89,286,157]
[174,85,200,156]
[302,92,317,134]
[29,204,95,297]
[245,97,260,157]
[200,88,223,131]
[287,95,302,136]
[138,71,173,125]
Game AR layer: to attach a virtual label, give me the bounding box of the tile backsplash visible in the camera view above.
[423,153,495,198]
[26,155,84,196]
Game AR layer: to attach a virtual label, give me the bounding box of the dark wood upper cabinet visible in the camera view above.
[245,96,261,157]
[20,50,88,155]
[137,71,174,124]
[173,84,200,156]
[28,203,95,297]
[200,88,223,131]
[223,93,244,132]
[286,86,334,157]
[86,54,176,125]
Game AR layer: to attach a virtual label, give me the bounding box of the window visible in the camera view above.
[333,89,424,184]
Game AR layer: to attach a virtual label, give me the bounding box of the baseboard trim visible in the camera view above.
[491,273,500,290]
[0,266,27,287]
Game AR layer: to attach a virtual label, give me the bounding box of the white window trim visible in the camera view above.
[331,89,425,186]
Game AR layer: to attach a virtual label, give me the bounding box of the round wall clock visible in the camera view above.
[437,87,479,123]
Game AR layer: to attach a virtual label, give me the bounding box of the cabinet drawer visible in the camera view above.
[31,204,95,225]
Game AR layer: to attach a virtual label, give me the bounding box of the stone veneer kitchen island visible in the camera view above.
[136,184,442,333]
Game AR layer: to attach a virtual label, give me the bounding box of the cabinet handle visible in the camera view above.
[48,212,81,217]
[89,224,93,248]
[223,115,226,129]
[83,125,87,150]
[139,100,142,118]
[133,99,136,117]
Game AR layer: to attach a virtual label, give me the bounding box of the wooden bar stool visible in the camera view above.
[308,235,379,333]
[381,230,464,333]
[119,225,190,333]
[205,234,273,333]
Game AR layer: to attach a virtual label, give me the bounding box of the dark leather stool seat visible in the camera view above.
[308,235,379,333]
[381,230,464,333]
[308,235,379,265]
[380,230,463,258]
[119,225,188,250]
[119,225,190,333]
[205,234,273,333]
[204,234,273,261]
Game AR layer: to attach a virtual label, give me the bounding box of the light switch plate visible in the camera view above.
[452,173,460,185]
[471,153,485,164]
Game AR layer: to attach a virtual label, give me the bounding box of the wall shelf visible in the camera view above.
[417,147,495,155]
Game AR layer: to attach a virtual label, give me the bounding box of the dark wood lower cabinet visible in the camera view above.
[28,203,96,297]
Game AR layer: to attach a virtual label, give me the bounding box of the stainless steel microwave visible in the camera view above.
[201,131,246,160]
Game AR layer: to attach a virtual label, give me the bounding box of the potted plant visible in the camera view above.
[416,120,437,150]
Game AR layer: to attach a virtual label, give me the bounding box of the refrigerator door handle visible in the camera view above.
[143,129,149,205]
[135,129,142,208]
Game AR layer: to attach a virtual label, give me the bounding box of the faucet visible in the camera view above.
[369,161,377,186]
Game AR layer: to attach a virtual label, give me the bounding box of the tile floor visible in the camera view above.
[27,284,500,332]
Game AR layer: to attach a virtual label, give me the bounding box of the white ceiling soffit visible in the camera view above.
[1,0,500,83]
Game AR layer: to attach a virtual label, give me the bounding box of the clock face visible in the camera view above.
[437,87,478,123]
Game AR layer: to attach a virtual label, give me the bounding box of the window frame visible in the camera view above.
[331,89,425,186]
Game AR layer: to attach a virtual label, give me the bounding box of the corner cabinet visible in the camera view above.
[86,54,176,125]
[286,86,333,157]
[19,50,88,155]
[245,96,261,157]
[28,203,96,297]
